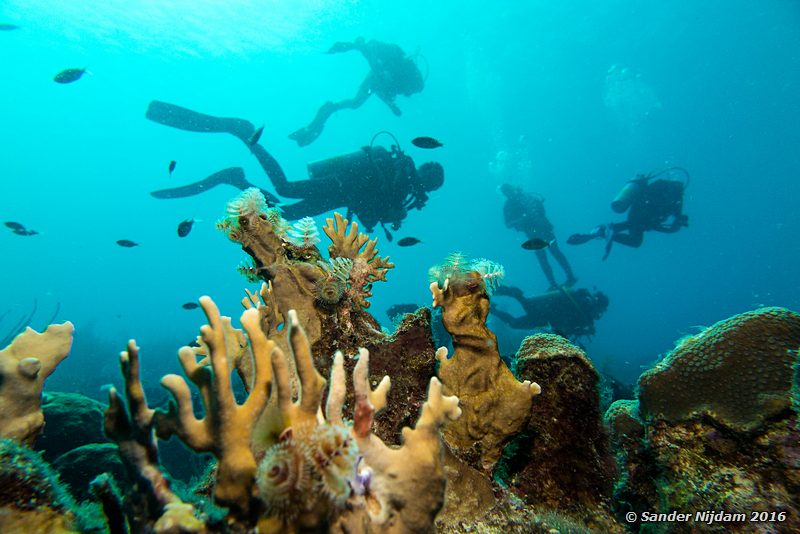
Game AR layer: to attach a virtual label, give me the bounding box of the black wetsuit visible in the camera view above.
[609,179,686,247]
[146,100,424,232]
[289,39,424,146]
[250,143,417,231]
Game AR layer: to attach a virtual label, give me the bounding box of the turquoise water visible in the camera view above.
[1,0,798,390]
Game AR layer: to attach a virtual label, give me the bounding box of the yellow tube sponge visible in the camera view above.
[158,296,273,515]
[0,322,73,445]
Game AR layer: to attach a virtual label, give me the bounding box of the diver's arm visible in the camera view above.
[377,92,402,116]
[653,214,688,233]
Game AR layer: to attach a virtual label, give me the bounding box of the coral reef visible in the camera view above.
[0,322,74,445]
[607,307,800,533]
[35,392,109,463]
[429,254,540,471]
[0,438,80,533]
[100,296,460,532]
[219,190,393,361]
[104,339,204,533]
[502,334,619,531]
[638,306,800,431]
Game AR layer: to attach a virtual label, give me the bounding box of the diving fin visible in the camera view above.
[146,100,256,143]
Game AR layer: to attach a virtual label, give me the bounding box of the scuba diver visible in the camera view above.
[567,167,689,260]
[491,284,609,340]
[289,38,425,147]
[145,101,443,235]
[500,184,577,291]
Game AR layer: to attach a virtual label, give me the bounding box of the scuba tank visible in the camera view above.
[611,176,648,213]
[611,167,690,213]
[307,148,375,181]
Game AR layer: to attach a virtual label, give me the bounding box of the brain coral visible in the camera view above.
[638,307,800,431]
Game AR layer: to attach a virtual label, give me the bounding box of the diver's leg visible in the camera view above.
[567,223,608,245]
[151,167,260,199]
[248,144,317,200]
[146,101,255,143]
[536,249,559,290]
[278,198,336,221]
[611,226,644,248]
[288,80,372,146]
[549,243,577,286]
[491,309,532,329]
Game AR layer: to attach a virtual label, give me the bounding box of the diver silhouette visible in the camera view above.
[568,167,689,260]
[145,101,443,236]
[289,38,425,147]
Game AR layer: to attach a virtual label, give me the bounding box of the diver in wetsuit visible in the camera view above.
[145,101,443,234]
[567,168,689,260]
[289,38,425,147]
[491,284,609,340]
[500,184,577,291]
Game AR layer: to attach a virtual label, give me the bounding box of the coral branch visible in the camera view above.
[104,340,203,532]
[157,296,273,515]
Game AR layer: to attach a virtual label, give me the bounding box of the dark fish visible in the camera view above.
[54,67,86,84]
[522,238,553,250]
[411,136,443,149]
[116,239,138,247]
[5,221,25,231]
[177,219,195,237]
[168,160,177,174]
[14,229,39,236]
[248,125,264,146]
[181,302,200,310]
[397,237,422,247]
[0,23,20,31]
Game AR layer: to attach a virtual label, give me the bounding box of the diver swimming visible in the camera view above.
[145,101,444,235]
[568,167,690,260]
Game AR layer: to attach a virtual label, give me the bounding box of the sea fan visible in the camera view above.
[226,187,269,218]
[470,258,505,295]
[319,257,353,282]
[286,217,320,248]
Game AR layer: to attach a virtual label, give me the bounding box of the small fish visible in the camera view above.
[4,221,25,231]
[521,238,554,250]
[177,219,195,238]
[116,239,139,247]
[54,67,87,84]
[411,136,443,149]
[397,237,422,247]
[181,302,200,310]
[14,229,39,236]
[0,23,20,31]
[168,160,177,175]
[248,125,264,146]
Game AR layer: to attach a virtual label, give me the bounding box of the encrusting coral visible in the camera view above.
[606,307,800,532]
[638,306,800,431]
[0,322,74,445]
[428,254,540,471]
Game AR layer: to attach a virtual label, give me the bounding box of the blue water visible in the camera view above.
[1,1,798,391]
